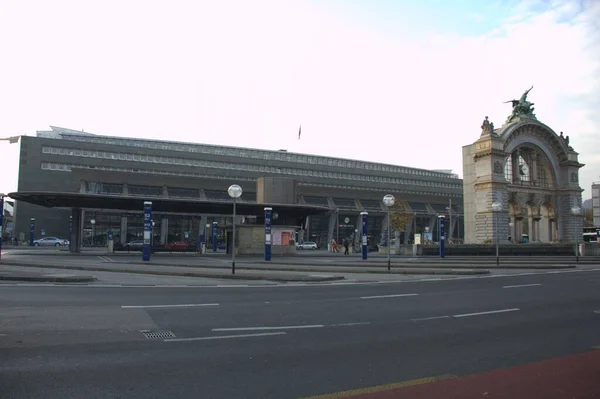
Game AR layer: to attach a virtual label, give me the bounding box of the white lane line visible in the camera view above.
[121,303,219,309]
[453,308,520,318]
[360,293,418,300]
[502,283,542,289]
[164,332,286,342]
[212,324,324,332]
[215,285,249,288]
[411,315,450,322]
[328,322,371,327]
[593,310,600,314]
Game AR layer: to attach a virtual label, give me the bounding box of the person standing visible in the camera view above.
[343,239,349,255]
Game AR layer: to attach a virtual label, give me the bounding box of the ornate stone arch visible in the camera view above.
[462,88,583,244]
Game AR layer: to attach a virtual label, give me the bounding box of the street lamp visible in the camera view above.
[572,206,581,263]
[90,219,96,247]
[383,194,395,271]
[227,184,243,274]
[492,202,503,266]
[151,220,155,250]
[205,223,210,255]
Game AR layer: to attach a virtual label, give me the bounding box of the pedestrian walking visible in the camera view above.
[343,239,349,255]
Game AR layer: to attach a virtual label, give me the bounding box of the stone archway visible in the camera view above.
[462,88,584,244]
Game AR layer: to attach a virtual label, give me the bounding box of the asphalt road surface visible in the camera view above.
[2,269,600,398]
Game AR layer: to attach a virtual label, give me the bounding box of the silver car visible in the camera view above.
[33,237,69,247]
[296,241,318,250]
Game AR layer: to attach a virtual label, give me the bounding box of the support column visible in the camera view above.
[160,218,168,244]
[327,212,336,245]
[528,216,535,242]
[70,208,82,253]
[120,216,127,245]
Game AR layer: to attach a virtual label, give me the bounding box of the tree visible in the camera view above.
[584,208,594,227]
[390,200,411,233]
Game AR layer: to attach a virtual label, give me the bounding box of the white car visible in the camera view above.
[296,241,318,250]
[33,237,69,247]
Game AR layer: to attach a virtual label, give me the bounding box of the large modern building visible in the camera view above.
[593,181,600,227]
[13,126,463,248]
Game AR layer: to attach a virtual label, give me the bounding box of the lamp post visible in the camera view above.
[90,219,96,247]
[383,194,395,271]
[227,184,243,274]
[151,220,155,251]
[205,223,210,255]
[492,202,503,266]
[572,206,581,263]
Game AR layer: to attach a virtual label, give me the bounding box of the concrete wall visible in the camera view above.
[237,225,297,255]
[256,177,296,204]
[462,144,476,243]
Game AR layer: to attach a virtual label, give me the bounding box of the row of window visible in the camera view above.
[41,162,255,181]
[41,146,461,190]
[56,133,459,179]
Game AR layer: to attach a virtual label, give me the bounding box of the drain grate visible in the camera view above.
[142,330,176,340]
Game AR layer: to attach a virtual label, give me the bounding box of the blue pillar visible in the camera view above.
[0,195,4,258]
[29,218,35,246]
[142,201,152,261]
[264,207,272,261]
[69,216,72,250]
[212,221,218,252]
[439,215,445,258]
[360,211,368,260]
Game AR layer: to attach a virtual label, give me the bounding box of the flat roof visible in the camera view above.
[9,192,330,219]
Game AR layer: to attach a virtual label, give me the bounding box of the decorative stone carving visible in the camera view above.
[481,116,495,136]
[493,161,503,174]
[570,172,578,183]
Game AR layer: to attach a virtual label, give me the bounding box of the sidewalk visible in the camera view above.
[0,270,96,283]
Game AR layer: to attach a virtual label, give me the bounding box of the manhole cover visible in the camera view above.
[141,330,176,340]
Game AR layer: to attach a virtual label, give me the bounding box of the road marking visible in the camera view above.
[164,332,286,342]
[360,293,418,300]
[593,310,600,314]
[412,315,450,322]
[302,374,455,399]
[328,322,371,327]
[121,303,219,309]
[215,284,248,288]
[212,324,324,332]
[453,308,520,318]
[502,283,542,289]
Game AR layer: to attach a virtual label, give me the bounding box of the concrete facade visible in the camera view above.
[13,126,463,248]
[593,182,600,227]
[463,105,584,244]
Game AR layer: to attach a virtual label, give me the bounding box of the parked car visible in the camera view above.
[123,240,144,251]
[296,241,318,250]
[164,242,189,251]
[33,237,69,247]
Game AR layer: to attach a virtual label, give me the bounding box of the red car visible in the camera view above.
[164,242,189,251]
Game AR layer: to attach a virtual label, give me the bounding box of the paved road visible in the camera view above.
[1,269,600,398]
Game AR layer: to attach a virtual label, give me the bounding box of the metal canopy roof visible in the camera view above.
[8,192,330,219]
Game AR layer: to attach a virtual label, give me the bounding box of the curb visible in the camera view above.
[121,261,490,275]
[0,261,345,283]
[0,275,97,283]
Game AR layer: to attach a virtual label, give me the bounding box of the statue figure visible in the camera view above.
[481,116,495,136]
[504,86,537,123]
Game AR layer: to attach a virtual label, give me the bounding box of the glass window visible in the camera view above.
[51,147,58,154]
[42,147,50,154]
[126,154,133,161]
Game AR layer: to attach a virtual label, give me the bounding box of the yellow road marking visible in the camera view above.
[302,374,456,399]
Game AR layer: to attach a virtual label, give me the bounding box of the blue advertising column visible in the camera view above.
[29,218,35,246]
[360,211,368,260]
[69,216,73,249]
[0,195,4,258]
[212,221,218,252]
[439,215,445,258]
[264,207,272,261]
[142,201,152,261]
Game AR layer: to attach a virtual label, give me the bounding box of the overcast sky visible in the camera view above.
[1,0,598,198]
